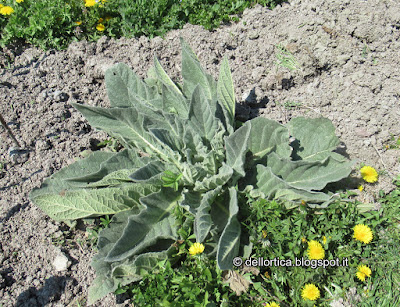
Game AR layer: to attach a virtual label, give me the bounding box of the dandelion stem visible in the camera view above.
[0,112,21,148]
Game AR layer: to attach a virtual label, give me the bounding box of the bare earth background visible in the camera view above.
[1,0,400,306]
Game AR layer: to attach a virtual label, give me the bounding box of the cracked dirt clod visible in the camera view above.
[1,0,400,306]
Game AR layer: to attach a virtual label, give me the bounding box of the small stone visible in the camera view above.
[33,279,40,287]
[53,252,70,272]
[53,90,69,102]
[242,88,257,104]
[8,147,29,164]
[248,31,259,40]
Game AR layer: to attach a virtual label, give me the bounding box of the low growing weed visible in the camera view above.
[237,184,400,306]
[0,0,287,51]
[275,44,299,72]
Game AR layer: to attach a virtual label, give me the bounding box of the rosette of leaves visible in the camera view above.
[30,38,354,304]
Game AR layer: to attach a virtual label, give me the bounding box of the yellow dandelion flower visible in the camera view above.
[301,237,307,243]
[85,0,96,7]
[307,240,325,260]
[189,242,205,256]
[356,265,372,282]
[75,21,82,25]
[264,271,270,279]
[264,302,280,307]
[353,224,373,244]
[322,236,327,245]
[98,18,104,23]
[0,6,14,15]
[96,23,105,31]
[262,230,268,238]
[360,166,378,183]
[16,0,24,3]
[301,284,320,301]
[358,185,364,191]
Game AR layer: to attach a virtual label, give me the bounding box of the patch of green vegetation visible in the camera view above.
[0,0,287,51]
[238,184,400,306]
[96,137,122,152]
[275,43,299,71]
[276,100,303,110]
[384,134,400,150]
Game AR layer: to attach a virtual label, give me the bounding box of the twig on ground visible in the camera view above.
[0,112,21,148]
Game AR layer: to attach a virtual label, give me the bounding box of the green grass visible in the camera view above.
[0,0,287,52]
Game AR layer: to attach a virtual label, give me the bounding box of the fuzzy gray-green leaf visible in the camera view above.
[153,56,182,95]
[105,62,161,109]
[71,103,177,163]
[194,163,233,192]
[105,189,181,262]
[32,185,145,221]
[217,57,235,126]
[225,123,251,178]
[129,161,166,184]
[267,152,354,191]
[217,187,241,270]
[180,37,216,101]
[245,117,292,163]
[188,86,219,141]
[254,163,331,203]
[195,187,222,243]
[161,84,188,118]
[30,150,147,198]
[287,117,340,161]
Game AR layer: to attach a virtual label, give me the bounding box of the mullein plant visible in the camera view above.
[30,38,355,304]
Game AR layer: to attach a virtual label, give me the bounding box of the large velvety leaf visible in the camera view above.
[287,117,340,161]
[32,185,147,221]
[180,190,202,215]
[88,209,133,305]
[225,123,251,178]
[150,128,183,152]
[30,151,114,198]
[30,150,146,198]
[153,57,182,95]
[65,150,148,184]
[88,209,176,305]
[254,164,331,204]
[188,86,219,142]
[105,189,181,262]
[217,57,235,126]
[245,117,292,163]
[180,37,217,101]
[129,161,166,183]
[71,103,177,163]
[161,84,188,118]
[84,169,137,188]
[267,152,355,191]
[151,56,188,118]
[194,187,222,243]
[105,62,161,109]
[217,188,241,270]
